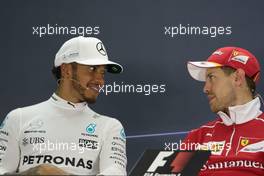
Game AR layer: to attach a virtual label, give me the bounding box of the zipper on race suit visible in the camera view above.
[225,124,236,156]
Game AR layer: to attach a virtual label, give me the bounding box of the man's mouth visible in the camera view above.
[87,84,100,93]
[208,96,215,103]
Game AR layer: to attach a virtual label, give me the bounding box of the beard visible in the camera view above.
[209,91,236,114]
[71,75,98,104]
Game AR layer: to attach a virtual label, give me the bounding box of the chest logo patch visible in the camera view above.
[240,138,249,147]
[86,123,96,134]
[236,137,264,154]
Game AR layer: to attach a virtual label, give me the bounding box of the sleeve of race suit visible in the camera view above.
[99,118,127,175]
[170,129,200,172]
[0,109,21,174]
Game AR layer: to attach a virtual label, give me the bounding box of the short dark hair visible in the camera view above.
[52,66,61,80]
[51,62,78,80]
[221,66,256,96]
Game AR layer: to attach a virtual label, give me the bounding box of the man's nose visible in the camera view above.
[94,73,105,86]
[203,81,210,94]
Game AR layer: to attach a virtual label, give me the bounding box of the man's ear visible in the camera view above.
[234,68,246,87]
[60,64,73,79]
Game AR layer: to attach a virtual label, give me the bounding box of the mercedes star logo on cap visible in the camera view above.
[96,42,107,56]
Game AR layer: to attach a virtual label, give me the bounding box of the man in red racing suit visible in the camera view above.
[172,47,264,176]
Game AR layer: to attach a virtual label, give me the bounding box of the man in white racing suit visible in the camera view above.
[0,36,127,175]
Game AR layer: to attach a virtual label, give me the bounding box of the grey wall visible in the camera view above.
[1,0,264,171]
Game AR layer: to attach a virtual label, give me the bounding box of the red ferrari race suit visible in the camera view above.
[172,97,264,176]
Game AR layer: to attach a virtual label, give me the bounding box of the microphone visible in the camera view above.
[69,78,90,90]
[57,78,90,90]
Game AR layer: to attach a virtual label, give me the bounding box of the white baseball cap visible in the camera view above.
[54,36,123,73]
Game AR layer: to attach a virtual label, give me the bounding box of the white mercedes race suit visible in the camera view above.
[0,93,127,175]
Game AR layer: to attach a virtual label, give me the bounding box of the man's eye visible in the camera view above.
[207,74,214,80]
[89,66,96,71]
[88,66,106,75]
